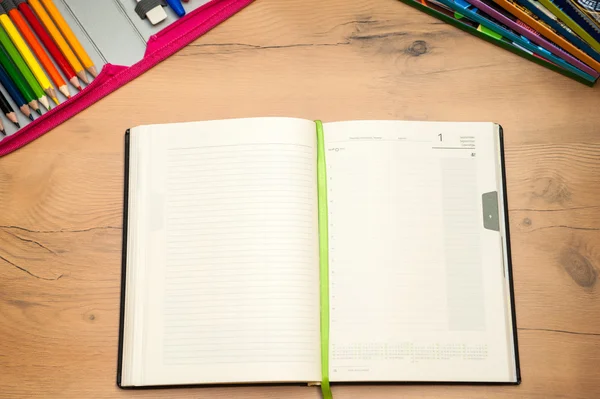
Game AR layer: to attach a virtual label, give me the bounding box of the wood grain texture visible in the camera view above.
[1,0,600,397]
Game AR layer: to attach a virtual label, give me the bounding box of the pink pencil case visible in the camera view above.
[0,0,254,157]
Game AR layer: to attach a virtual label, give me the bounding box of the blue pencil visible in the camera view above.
[0,61,32,120]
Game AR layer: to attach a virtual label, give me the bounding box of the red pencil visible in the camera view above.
[15,0,81,90]
[5,0,70,98]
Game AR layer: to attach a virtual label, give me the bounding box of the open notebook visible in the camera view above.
[118,118,520,389]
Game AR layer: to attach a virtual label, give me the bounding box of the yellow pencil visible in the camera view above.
[40,0,97,78]
[0,3,57,104]
[28,0,88,84]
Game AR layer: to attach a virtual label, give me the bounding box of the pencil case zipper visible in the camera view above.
[0,0,254,157]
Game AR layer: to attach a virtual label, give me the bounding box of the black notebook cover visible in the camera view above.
[116,130,130,388]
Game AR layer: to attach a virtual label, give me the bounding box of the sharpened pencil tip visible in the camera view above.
[0,129,5,137]
[14,122,20,128]
[36,109,42,115]
[28,114,34,121]
[77,71,89,84]
[52,97,59,105]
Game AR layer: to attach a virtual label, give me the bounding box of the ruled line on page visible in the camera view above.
[167,142,314,151]
[160,137,320,370]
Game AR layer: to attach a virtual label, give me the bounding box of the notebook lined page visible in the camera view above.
[131,118,321,385]
[323,121,515,383]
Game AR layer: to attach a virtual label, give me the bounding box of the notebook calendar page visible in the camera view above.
[322,120,516,383]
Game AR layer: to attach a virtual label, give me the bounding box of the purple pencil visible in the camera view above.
[465,0,599,77]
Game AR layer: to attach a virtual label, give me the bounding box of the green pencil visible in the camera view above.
[0,45,40,114]
[0,25,49,110]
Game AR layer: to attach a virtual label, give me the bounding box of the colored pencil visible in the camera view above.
[0,2,57,104]
[4,0,69,98]
[0,88,19,127]
[15,0,80,90]
[0,25,49,110]
[0,35,40,113]
[28,0,87,84]
[491,0,600,74]
[0,61,32,119]
[40,0,97,77]
[0,39,43,115]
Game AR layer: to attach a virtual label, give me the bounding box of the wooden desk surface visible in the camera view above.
[1,0,600,398]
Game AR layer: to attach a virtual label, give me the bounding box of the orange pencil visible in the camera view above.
[28,0,88,84]
[3,0,69,98]
[40,0,97,77]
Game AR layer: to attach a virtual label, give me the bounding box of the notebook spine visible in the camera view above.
[117,129,131,388]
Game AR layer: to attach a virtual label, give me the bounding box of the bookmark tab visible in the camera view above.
[482,191,500,231]
[316,120,332,399]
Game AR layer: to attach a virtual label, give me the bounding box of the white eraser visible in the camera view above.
[146,6,167,25]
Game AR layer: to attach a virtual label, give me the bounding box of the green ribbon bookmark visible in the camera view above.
[316,120,332,399]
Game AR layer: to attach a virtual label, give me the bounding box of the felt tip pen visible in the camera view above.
[165,0,185,17]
